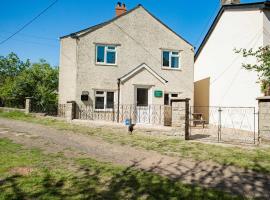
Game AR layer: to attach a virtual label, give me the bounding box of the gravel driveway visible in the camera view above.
[0,118,269,199]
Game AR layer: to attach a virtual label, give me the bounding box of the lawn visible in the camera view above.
[0,110,270,174]
[0,138,242,200]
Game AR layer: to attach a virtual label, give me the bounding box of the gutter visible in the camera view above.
[117,79,121,123]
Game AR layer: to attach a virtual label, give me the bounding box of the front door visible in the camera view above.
[136,88,150,123]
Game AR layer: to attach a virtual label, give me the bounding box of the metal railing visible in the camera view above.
[77,104,172,126]
[190,106,257,144]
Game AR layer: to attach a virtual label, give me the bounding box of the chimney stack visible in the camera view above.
[221,0,240,5]
[116,2,127,16]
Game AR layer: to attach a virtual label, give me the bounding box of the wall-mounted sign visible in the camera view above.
[154,90,163,98]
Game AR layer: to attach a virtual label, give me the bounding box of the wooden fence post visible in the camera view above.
[185,98,190,140]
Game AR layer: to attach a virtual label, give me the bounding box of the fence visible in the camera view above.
[77,104,173,126]
[190,106,257,144]
[23,97,264,145]
[31,103,58,116]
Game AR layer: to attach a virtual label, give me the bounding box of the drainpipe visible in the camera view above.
[117,79,121,123]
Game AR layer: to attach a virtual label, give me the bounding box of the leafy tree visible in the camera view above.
[0,53,58,111]
[0,53,30,107]
[12,59,59,111]
[235,46,270,95]
[0,52,30,85]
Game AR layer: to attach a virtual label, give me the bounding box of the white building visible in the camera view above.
[194,0,270,131]
[59,3,194,125]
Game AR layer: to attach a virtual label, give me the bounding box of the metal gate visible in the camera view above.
[190,106,257,144]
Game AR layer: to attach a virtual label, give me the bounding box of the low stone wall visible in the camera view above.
[0,107,25,113]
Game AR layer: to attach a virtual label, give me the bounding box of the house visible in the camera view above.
[58,3,194,125]
[195,0,270,110]
[194,0,270,132]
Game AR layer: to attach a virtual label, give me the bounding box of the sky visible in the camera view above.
[0,0,261,66]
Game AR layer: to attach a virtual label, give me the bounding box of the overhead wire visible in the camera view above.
[0,0,58,45]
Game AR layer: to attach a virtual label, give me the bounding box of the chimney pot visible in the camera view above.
[115,2,127,16]
[221,0,240,5]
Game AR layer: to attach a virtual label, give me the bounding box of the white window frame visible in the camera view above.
[96,45,117,65]
[162,50,181,69]
[164,92,180,105]
[94,90,115,111]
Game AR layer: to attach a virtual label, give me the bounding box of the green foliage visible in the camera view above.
[0,53,58,110]
[235,46,270,95]
[0,52,30,85]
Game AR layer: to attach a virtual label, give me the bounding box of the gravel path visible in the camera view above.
[0,118,269,199]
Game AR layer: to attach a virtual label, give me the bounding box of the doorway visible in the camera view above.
[136,88,150,123]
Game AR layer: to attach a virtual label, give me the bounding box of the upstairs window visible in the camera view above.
[95,91,114,110]
[162,50,180,69]
[96,45,117,65]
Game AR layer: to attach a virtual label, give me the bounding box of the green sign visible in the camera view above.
[154,90,163,97]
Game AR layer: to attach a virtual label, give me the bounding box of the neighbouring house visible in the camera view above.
[194,0,270,130]
[195,0,270,109]
[58,3,194,125]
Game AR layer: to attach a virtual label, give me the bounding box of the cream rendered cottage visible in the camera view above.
[59,3,194,124]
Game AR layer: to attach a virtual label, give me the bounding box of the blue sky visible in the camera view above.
[0,0,260,66]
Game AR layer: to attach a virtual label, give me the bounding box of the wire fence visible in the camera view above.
[190,106,257,144]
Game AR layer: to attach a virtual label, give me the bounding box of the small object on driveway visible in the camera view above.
[128,124,135,134]
[125,118,135,134]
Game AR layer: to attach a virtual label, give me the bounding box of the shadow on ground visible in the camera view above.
[1,157,269,200]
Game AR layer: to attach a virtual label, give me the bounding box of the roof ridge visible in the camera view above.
[59,3,193,47]
[60,4,142,39]
[195,1,270,60]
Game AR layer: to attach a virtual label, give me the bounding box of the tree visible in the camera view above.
[0,52,30,84]
[0,53,58,110]
[235,46,270,96]
[0,53,30,107]
[12,59,59,111]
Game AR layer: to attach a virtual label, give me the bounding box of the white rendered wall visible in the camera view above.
[263,10,270,46]
[195,9,263,109]
[194,9,266,132]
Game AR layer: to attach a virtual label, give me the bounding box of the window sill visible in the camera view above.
[95,63,118,67]
[94,109,114,112]
[161,67,182,71]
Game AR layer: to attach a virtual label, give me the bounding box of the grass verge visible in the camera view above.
[0,138,243,200]
[0,111,270,174]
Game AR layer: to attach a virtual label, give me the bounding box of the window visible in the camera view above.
[96,45,116,65]
[137,88,148,106]
[171,93,178,98]
[162,51,180,69]
[95,91,114,110]
[164,93,180,105]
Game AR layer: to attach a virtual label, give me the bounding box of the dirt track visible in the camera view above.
[0,118,269,199]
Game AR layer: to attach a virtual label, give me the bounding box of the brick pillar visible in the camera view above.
[257,96,270,142]
[66,101,76,120]
[25,97,32,114]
